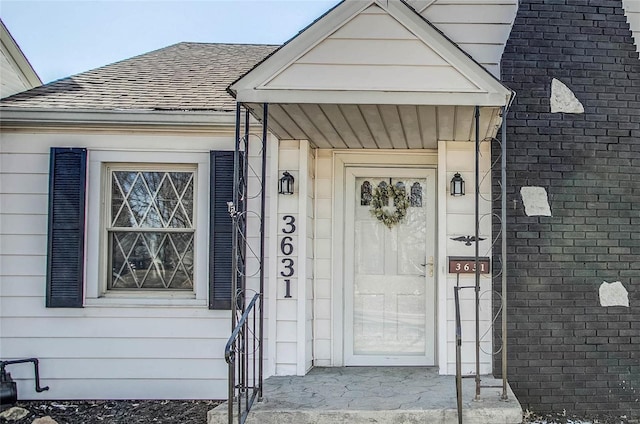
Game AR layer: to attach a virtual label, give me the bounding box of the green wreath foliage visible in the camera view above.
[370,184,409,229]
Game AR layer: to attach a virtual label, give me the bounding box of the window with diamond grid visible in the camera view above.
[107,167,196,291]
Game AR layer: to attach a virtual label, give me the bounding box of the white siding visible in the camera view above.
[441,141,493,375]
[1,21,40,98]
[415,0,519,77]
[624,0,640,53]
[308,145,493,374]
[313,150,333,366]
[274,140,310,375]
[264,4,482,92]
[1,47,32,97]
[0,127,270,400]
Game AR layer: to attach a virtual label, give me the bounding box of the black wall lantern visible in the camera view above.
[279,171,295,195]
[450,172,465,196]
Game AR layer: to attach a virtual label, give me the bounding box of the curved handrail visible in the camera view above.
[225,293,260,364]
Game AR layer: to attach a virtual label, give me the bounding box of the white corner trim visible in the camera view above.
[297,140,310,376]
[267,135,280,378]
[437,140,449,375]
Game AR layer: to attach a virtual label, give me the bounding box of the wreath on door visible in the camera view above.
[370,184,409,229]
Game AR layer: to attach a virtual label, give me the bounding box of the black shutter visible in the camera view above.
[209,151,235,309]
[46,148,87,308]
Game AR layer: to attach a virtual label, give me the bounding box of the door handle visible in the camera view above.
[421,256,434,277]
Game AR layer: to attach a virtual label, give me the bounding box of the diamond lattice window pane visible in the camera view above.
[111,232,142,289]
[111,170,194,229]
[109,168,195,291]
[109,231,194,290]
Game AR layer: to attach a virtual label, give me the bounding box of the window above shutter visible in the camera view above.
[46,148,87,308]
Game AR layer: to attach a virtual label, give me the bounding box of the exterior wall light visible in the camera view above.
[279,171,294,195]
[450,172,465,196]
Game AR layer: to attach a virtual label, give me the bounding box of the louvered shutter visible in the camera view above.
[209,151,235,309]
[46,148,87,308]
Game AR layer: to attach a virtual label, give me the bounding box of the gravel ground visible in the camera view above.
[1,400,220,424]
[522,409,640,424]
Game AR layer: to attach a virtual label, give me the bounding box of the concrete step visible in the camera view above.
[208,400,523,424]
[208,367,522,424]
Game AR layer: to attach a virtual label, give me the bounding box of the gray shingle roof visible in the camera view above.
[0,42,278,112]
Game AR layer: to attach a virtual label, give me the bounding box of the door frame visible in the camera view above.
[344,167,437,366]
[331,150,439,367]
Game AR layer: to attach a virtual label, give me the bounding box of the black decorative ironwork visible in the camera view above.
[394,182,405,206]
[226,104,266,424]
[451,235,486,246]
[410,182,422,207]
[377,181,389,205]
[361,181,372,206]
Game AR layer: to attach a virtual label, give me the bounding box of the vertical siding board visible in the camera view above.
[46,148,87,308]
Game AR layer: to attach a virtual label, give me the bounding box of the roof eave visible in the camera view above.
[235,89,511,107]
[0,108,238,128]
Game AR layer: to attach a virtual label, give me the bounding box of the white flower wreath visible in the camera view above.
[370,184,409,229]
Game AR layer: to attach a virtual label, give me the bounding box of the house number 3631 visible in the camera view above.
[281,215,296,298]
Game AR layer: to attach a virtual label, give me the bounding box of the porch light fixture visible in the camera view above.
[450,172,465,196]
[279,171,295,195]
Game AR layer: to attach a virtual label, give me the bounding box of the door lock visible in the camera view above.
[421,256,434,277]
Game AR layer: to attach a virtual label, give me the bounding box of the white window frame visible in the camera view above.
[85,150,209,307]
[105,163,197,292]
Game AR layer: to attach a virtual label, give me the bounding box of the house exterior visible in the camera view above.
[0,19,41,98]
[0,0,638,417]
[498,0,640,415]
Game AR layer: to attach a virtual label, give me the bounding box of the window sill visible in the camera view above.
[84,294,207,308]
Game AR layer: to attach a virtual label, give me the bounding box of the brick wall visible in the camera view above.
[496,0,640,415]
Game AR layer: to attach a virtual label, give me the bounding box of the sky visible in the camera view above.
[1,0,340,84]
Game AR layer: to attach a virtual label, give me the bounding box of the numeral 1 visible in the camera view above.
[284,279,292,298]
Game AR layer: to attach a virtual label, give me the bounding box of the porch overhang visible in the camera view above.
[243,102,505,149]
[228,0,512,147]
[233,90,511,108]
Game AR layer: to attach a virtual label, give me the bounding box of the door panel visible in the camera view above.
[345,169,436,366]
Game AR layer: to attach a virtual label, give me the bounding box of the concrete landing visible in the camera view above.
[208,367,522,424]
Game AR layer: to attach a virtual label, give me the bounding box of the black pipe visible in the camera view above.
[1,358,49,410]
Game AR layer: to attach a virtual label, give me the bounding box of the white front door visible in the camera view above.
[344,167,436,366]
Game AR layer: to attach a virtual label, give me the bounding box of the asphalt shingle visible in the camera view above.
[0,42,278,112]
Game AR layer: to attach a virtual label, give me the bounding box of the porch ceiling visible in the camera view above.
[249,103,502,149]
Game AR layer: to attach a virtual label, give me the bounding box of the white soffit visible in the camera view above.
[230,0,512,107]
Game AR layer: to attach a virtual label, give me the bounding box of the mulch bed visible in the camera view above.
[2,400,220,424]
[522,409,640,424]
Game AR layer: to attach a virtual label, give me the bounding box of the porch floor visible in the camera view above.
[208,367,523,424]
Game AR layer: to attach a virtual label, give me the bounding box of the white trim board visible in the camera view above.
[330,150,438,366]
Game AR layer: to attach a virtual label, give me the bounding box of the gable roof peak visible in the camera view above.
[230,0,511,107]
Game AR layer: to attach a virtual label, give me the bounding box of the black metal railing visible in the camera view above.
[224,103,268,424]
[224,293,262,424]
